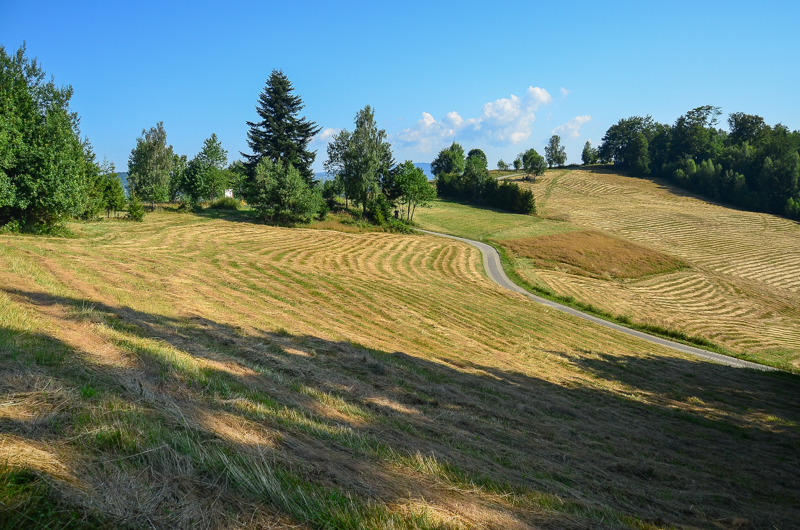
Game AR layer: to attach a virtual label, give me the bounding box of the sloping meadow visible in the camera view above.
[502,167,800,371]
[0,213,798,529]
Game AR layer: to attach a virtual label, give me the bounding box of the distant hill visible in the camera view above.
[117,172,129,191]
[414,163,433,179]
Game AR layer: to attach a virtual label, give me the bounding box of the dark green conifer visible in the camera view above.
[243,70,322,185]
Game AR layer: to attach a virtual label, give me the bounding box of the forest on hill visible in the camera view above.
[594,106,800,219]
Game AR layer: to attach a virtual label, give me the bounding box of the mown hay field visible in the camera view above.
[498,231,688,280]
[0,211,798,529]
[417,168,800,370]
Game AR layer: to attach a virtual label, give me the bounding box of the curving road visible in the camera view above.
[418,229,776,371]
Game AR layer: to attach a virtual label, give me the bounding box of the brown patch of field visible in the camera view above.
[500,230,686,279]
[0,213,798,528]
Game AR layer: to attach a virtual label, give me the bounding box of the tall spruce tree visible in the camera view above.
[243,70,322,185]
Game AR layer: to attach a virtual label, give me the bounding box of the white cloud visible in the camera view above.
[312,127,339,144]
[552,115,592,139]
[560,87,571,98]
[443,111,464,128]
[527,86,553,109]
[395,87,554,152]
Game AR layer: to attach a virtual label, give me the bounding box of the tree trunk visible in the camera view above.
[411,204,417,222]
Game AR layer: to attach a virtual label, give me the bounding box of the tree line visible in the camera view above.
[496,135,567,173]
[12,41,795,231]
[0,45,436,230]
[593,106,800,219]
[129,72,436,225]
[0,42,542,231]
[431,141,550,215]
[431,143,536,214]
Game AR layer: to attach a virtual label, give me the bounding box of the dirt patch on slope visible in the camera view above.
[499,230,687,279]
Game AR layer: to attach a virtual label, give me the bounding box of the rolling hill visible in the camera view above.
[416,166,800,371]
[0,174,798,528]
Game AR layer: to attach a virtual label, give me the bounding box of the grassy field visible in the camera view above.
[416,167,800,371]
[412,198,576,242]
[0,210,798,528]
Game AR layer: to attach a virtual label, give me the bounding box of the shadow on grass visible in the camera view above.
[2,288,799,529]
[189,207,262,224]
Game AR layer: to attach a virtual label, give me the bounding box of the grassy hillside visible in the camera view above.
[415,167,800,371]
[0,211,798,528]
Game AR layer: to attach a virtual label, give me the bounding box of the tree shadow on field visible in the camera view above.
[3,287,800,529]
[191,207,335,232]
[189,207,261,224]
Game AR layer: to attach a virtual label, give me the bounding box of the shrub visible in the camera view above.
[383,219,413,233]
[321,179,343,209]
[0,220,21,233]
[438,173,536,215]
[246,159,322,224]
[485,180,536,215]
[317,202,330,221]
[127,195,145,222]
[208,197,241,210]
[367,193,392,225]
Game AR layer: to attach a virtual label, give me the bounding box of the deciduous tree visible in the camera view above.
[394,160,435,221]
[431,142,466,176]
[169,154,187,203]
[182,134,229,203]
[467,148,487,168]
[324,106,392,215]
[598,116,656,165]
[127,122,174,209]
[581,141,598,165]
[545,135,567,168]
[0,44,99,226]
[521,148,546,180]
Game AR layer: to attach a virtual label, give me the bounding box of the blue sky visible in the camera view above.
[2,1,799,172]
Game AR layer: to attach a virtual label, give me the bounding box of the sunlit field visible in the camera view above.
[1,211,798,528]
[417,167,800,371]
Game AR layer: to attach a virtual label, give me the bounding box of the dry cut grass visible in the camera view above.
[487,167,800,370]
[498,231,687,280]
[0,211,798,529]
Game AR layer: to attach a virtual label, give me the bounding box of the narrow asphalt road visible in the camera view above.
[418,229,776,371]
